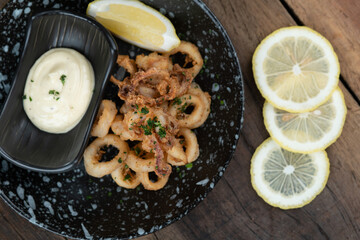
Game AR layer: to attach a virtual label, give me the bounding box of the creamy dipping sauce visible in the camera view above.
[23,48,95,133]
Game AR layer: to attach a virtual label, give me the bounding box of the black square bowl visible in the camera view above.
[0,10,118,173]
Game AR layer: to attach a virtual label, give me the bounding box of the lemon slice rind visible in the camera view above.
[251,138,330,209]
[253,26,340,113]
[263,87,346,153]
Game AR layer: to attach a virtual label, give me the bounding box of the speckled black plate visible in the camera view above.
[0,0,244,239]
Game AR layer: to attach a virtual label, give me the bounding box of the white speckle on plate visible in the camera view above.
[27,195,36,210]
[11,42,20,56]
[12,9,23,19]
[1,160,9,172]
[68,205,78,216]
[44,201,54,215]
[196,178,209,186]
[137,228,145,235]
[17,185,25,199]
[81,223,93,239]
[42,176,50,183]
[212,83,219,92]
[2,45,9,53]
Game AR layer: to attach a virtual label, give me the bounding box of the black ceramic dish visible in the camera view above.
[0,0,244,239]
[0,10,118,172]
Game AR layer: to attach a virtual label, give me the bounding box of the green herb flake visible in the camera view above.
[134,147,141,156]
[29,96,32,102]
[118,157,122,163]
[220,100,225,105]
[185,163,193,169]
[60,74,66,85]
[22,95,27,100]
[158,127,166,139]
[176,167,180,173]
[125,164,129,169]
[181,71,186,76]
[141,106,149,114]
[172,97,182,106]
[30,79,34,82]
[124,174,131,181]
[107,192,112,197]
[86,195,92,200]
[179,139,185,144]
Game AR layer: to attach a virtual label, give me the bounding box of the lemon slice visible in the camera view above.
[264,87,346,153]
[87,0,180,52]
[253,26,340,112]
[251,138,329,209]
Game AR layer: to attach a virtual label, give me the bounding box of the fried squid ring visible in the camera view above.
[126,144,157,172]
[136,52,173,72]
[138,171,170,191]
[168,94,207,129]
[91,100,117,138]
[187,82,211,127]
[117,68,178,106]
[163,41,203,78]
[167,128,199,166]
[111,164,141,189]
[84,134,129,178]
[166,139,187,164]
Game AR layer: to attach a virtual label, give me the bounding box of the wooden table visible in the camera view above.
[1,0,360,239]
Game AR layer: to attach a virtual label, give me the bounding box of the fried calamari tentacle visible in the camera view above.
[91,100,117,138]
[136,52,173,72]
[117,68,178,106]
[84,134,129,178]
[117,55,137,76]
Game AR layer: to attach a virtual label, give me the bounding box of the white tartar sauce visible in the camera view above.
[23,48,95,134]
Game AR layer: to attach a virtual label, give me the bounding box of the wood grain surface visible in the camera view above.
[1,0,360,239]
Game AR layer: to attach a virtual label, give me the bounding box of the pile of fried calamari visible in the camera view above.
[84,41,211,190]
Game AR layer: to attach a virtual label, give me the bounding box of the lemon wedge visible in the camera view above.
[253,26,340,112]
[87,0,180,52]
[251,138,329,209]
[263,87,346,153]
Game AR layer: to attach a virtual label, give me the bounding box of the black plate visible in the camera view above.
[0,0,244,239]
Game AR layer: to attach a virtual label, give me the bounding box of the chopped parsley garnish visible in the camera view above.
[140,125,152,135]
[60,74,66,85]
[134,147,141,156]
[135,104,139,109]
[158,127,166,139]
[49,89,60,100]
[180,102,188,112]
[176,167,180,173]
[30,79,34,82]
[107,192,112,197]
[85,195,92,200]
[29,96,32,102]
[124,174,131,181]
[185,163,193,169]
[179,139,185,144]
[141,106,149,114]
[124,164,129,169]
[172,97,182,106]
[118,157,122,163]
[181,71,186,76]
[22,95,27,100]
[220,100,225,105]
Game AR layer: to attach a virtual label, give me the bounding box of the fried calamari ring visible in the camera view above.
[138,171,170,191]
[91,100,117,138]
[167,128,199,166]
[163,41,203,78]
[126,144,156,172]
[166,139,187,164]
[84,134,129,178]
[111,163,141,189]
[117,68,178,106]
[136,52,173,72]
[168,94,208,129]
